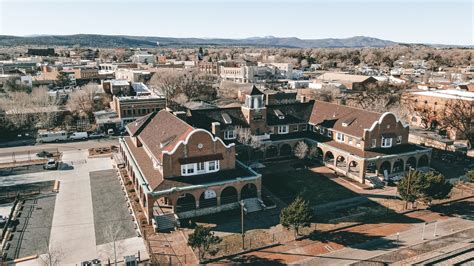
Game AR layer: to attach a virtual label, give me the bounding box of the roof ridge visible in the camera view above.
[314,100,382,116]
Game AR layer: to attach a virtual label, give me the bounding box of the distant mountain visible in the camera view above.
[0,34,398,48]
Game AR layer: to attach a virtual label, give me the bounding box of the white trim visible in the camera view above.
[366,112,409,133]
[163,128,235,155]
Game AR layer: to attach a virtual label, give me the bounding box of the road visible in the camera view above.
[0,138,118,163]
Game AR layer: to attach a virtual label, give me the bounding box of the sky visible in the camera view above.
[0,0,472,45]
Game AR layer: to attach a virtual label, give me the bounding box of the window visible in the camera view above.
[181,160,220,176]
[197,162,205,172]
[336,132,345,142]
[349,137,353,145]
[224,130,236,140]
[327,130,333,138]
[278,125,289,134]
[397,136,402,144]
[302,124,307,131]
[319,127,325,134]
[356,141,361,147]
[381,137,392,148]
[371,139,377,148]
[292,125,298,131]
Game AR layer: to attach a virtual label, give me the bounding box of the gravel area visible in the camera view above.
[90,169,136,245]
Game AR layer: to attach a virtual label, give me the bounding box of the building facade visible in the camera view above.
[119,110,262,227]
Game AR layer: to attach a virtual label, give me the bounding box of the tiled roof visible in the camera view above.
[124,136,163,190]
[266,101,314,126]
[310,101,382,138]
[187,107,249,130]
[126,112,157,137]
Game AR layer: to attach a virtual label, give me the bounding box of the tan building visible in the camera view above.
[119,110,262,228]
[317,72,378,90]
[407,89,474,140]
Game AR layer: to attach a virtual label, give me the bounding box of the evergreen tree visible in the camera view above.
[280,196,313,238]
[188,225,222,262]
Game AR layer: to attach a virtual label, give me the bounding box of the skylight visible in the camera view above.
[222,113,232,124]
[274,109,285,119]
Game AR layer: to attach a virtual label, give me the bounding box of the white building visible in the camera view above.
[131,53,155,64]
[220,66,257,83]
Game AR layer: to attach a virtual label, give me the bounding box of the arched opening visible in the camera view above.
[280,144,292,157]
[324,151,335,163]
[176,193,196,213]
[406,157,417,170]
[336,156,346,168]
[366,162,376,173]
[393,159,404,173]
[153,196,174,216]
[265,145,278,158]
[199,189,217,208]
[241,183,258,199]
[315,147,324,160]
[221,186,238,204]
[380,161,391,175]
[418,155,429,167]
[348,161,360,173]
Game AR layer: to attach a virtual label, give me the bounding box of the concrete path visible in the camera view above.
[299,217,474,265]
[48,150,113,264]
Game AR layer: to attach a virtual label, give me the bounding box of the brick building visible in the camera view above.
[119,110,262,227]
[111,94,166,126]
[187,86,431,185]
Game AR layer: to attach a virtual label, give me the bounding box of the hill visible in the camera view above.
[0,34,397,48]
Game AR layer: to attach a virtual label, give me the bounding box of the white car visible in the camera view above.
[69,132,88,140]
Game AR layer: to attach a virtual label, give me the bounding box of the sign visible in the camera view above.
[204,189,216,199]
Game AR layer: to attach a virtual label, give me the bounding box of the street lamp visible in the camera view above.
[240,200,245,250]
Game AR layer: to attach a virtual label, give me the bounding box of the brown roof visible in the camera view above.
[126,112,157,136]
[309,101,382,138]
[124,136,163,190]
[136,110,195,161]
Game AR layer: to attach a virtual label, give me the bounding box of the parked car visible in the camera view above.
[88,132,105,139]
[43,159,58,170]
[69,132,88,140]
[36,150,53,158]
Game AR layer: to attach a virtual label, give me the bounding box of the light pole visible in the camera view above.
[433,221,438,237]
[422,222,426,240]
[240,200,245,250]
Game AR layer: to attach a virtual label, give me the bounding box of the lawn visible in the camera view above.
[263,168,359,206]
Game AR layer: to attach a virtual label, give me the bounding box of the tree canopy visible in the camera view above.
[280,196,313,238]
[398,170,452,206]
[187,225,222,262]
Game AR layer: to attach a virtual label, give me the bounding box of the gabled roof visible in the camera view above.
[187,107,249,131]
[126,112,157,137]
[266,101,314,126]
[127,110,195,160]
[309,101,381,138]
[249,85,264,95]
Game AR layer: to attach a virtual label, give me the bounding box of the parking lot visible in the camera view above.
[0,148,146,264]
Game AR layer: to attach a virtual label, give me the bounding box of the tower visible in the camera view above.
[241,85,267,135]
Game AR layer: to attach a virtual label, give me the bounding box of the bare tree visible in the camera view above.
[294,141,309,159]
[235,126,263,150]
[440,98,474,146]
[103,222,126,266]
[148,69,184,106]
[66,83,102,118]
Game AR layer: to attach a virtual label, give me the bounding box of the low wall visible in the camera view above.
[177,202,239,219]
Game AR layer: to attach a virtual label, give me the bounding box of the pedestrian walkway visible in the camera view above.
[48,150,114,264]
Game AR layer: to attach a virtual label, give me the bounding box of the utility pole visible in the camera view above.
[240,200,245,250]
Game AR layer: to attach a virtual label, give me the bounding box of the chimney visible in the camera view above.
[211,122,221,136]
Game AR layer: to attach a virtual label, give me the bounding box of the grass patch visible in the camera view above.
[263,168,358,206]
